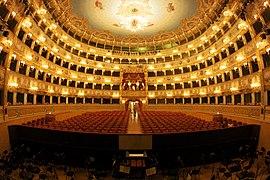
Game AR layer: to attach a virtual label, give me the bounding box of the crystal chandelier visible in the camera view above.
[116,0,153,32]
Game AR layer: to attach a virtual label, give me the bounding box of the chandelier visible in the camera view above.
[116,0,153,32]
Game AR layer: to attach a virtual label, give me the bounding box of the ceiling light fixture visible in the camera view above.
[116,0,153,32]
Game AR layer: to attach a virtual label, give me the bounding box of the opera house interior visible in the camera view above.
[0,0,270,179]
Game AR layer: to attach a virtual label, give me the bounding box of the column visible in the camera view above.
[25,66,30,76]
[199,97,202,104]
[65,97,68,104]
[221,74,225,82]
[231,95,235,105]
[24,93,27,105]
[33,94,37,105]
[215,96,218,105]
[34,68,38,79]
[251,92,255,105]
[198,80,202,87]
[42,95,45,104]
[238,67,243,77]
[50,96,53,105]
[83,98,85,104]
[15,60,20,72]
[248,62,253,74]
[241,94,244,105]
[13,92,17,105]
[207,96,210,105]
[264,91,268,106]
[214,76,218,84]
[223,96,226,104]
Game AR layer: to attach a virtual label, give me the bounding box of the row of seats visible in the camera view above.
[21,110,247,134]
[213,116,247,128]
[22,117,55,126]
[138,111,247,134]
[22,111,130,134]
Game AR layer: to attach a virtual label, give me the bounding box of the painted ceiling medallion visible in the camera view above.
[115,0,154,32]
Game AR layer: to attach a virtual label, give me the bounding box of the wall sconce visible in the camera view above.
[10,11,16,19]
[264,1,269,7]
[252,56,257,62]
[4,39,12,46]
[42,64,48,69]
[11,54,16,60]
[25,55,32,60]
[52,47,59,52]
[251,83,260,88]
[223,38,230,44]
[9,82,18,87]
[62,91,69,95]
[237,35,242,40]
[26,33,32,39]
[29,66,35,71]
[20,61,25,67]
[112,93,119,98]
[210,49,216,54]
[267,47,270,54]
[37,8,46,15]
[78,92,84,96]
[38,36,46,42]
[220,65,227,70]
[30,86,38,91]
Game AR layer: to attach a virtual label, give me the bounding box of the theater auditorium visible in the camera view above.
[0,0,270,179]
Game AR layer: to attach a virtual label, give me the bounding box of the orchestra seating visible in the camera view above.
[20,110,248,135]
[8,110,260,169]
[139,111,247,134]
[22,110,130,134]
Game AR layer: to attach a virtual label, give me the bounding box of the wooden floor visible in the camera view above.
[127,112,143,134]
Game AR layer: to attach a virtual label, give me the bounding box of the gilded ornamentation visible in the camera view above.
[44,0,222,43]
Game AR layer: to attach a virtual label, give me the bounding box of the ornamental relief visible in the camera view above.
[47,0,220,42]
[7,0,25,16]
[14,39,25,55]
[245,43,255,57]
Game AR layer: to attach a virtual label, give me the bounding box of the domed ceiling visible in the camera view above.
[71,0,199,37]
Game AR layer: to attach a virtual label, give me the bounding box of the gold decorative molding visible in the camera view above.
[43,0,226,43]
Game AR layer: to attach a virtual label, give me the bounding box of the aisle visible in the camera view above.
[127,112,143,134]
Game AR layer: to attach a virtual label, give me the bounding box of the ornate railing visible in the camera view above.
[121,90,147,98]
[4,104,121,121]
[146,104,262,120]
